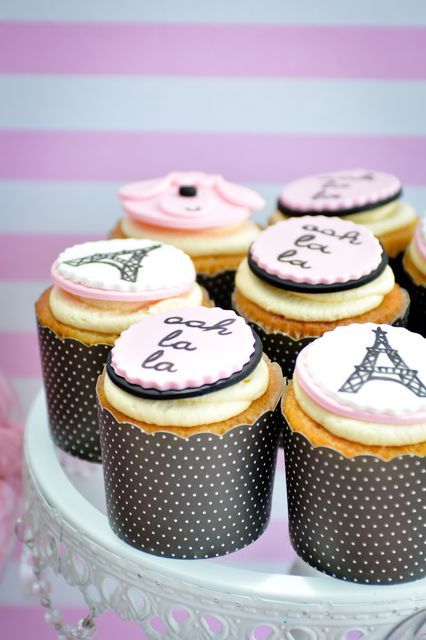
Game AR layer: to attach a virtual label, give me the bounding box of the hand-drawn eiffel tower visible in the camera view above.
[64,244,161,283]
[339,327,426,397]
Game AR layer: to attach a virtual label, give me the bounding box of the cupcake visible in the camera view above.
[282,323,426,584]
[111,171,264,309]
[402,218,426,337]
[270,169,418,276]
[233,216,410,379]
[35,238,209,462]
[96,307,284,558]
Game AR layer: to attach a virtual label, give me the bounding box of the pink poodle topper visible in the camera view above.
[295,324,426,425]
[119,171,265,230]
[109,307,260,396]
[249,216,385,289]
[278,169,402,215]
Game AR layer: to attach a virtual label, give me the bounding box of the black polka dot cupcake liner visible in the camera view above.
[37,322,111,462]
[282,420,426,584]
[196,269,236,310]
[97,400,283,559]
[243,300,410,382]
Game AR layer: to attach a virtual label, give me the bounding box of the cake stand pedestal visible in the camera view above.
[18,392,426,640]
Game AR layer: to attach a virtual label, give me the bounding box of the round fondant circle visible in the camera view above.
[110,307,259,394]
[249,216,386,292]
[52,239,195,302]
[295,323,426,423]
[278,169,401,216]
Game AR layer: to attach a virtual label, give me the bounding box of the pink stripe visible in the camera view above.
[1,131,426,184]
[1,23,426,78]
[0,334,41,377]
[0,233,98,280]
[0,607,148,639]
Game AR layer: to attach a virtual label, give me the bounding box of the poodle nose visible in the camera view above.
[179,185,197,197]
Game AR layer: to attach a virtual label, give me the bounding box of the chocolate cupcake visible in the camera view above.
[402,219,426,337]
[282,323,426,584]
[97,307,284,558]
[270,169,418,276]
[35,238,209,462]
[111,171,264,309]
[233,216,409,379]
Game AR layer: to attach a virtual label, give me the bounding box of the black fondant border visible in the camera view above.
[106,329,263,400]
[276,189,402,217]
[248,247,388,294]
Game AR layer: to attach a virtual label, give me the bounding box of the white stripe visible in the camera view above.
[0,181,424,234]
[2,76,426,136]
[1,0,426,25]
[0,282,49,332]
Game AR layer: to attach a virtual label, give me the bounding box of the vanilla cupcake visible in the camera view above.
[402,218,426,336]
[35,238,208,461]
[282,323,426,584]
[233,217,410,379]
[270,169,418,276]
[111,171,264,309]
[97,307,284,558]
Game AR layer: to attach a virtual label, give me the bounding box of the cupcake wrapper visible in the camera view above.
[400,270,426,337]
[37,322,111,462]
[98,401,283,558]
[389,252,406,285]
[245,301,410,381]
[196,269,236,310]
[282,421,426,584]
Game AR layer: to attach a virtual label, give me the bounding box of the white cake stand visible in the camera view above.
[19,391,426,640]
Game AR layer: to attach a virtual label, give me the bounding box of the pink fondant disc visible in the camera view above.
[120,171,265,230]
[295,324,426,424]
[52,239,195,302]
[279,169,401,213]
[249,216,384,286]
[111,307,256,391]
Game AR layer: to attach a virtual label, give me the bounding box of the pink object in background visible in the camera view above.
[0,372,24,574]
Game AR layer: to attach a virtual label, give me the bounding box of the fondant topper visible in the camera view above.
[108,307,262,399]
[295,324,426,424]
[120,171,265,230]
[52,239,196,302]
[278,169,402,217]
[249,216,387,293]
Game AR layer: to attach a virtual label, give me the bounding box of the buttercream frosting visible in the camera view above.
[235,259,395,321]
[103,357,269,427]
[120,218,260,256]
[294,324,426,446]
[120,171,265,231]
[408,218,426,275]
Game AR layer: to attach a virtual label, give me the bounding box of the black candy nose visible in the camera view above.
[179,185,197,197]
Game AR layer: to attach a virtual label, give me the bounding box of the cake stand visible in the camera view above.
[18,391,426,640]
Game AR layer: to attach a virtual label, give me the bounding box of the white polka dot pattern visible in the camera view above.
[98,402,283,558]
[37,322,110,462]
[196,269,236,310]
[282,420,426,584]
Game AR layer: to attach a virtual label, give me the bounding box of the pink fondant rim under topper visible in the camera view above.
[110,307,256,391]
[51,262,194,302]
[414,220,426,262]
[279,169,401,213]
[249,216,384,286]
[295,333,426,425]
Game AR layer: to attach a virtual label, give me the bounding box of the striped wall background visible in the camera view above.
[0,2,426,633]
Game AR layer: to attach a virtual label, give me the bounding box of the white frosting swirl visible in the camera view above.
[235,259,395,322]
[120,218,259,256]
[407,238,426,276]
[49,283,204,334]
[271,201,417,236]
[293,375,426,446]
[104,357,269,427]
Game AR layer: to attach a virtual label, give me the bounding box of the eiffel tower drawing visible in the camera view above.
[64,244,161,283]
[339,327,426,397]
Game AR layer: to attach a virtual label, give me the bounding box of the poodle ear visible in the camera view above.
[119,177,171,201]
[216,178,265,211]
